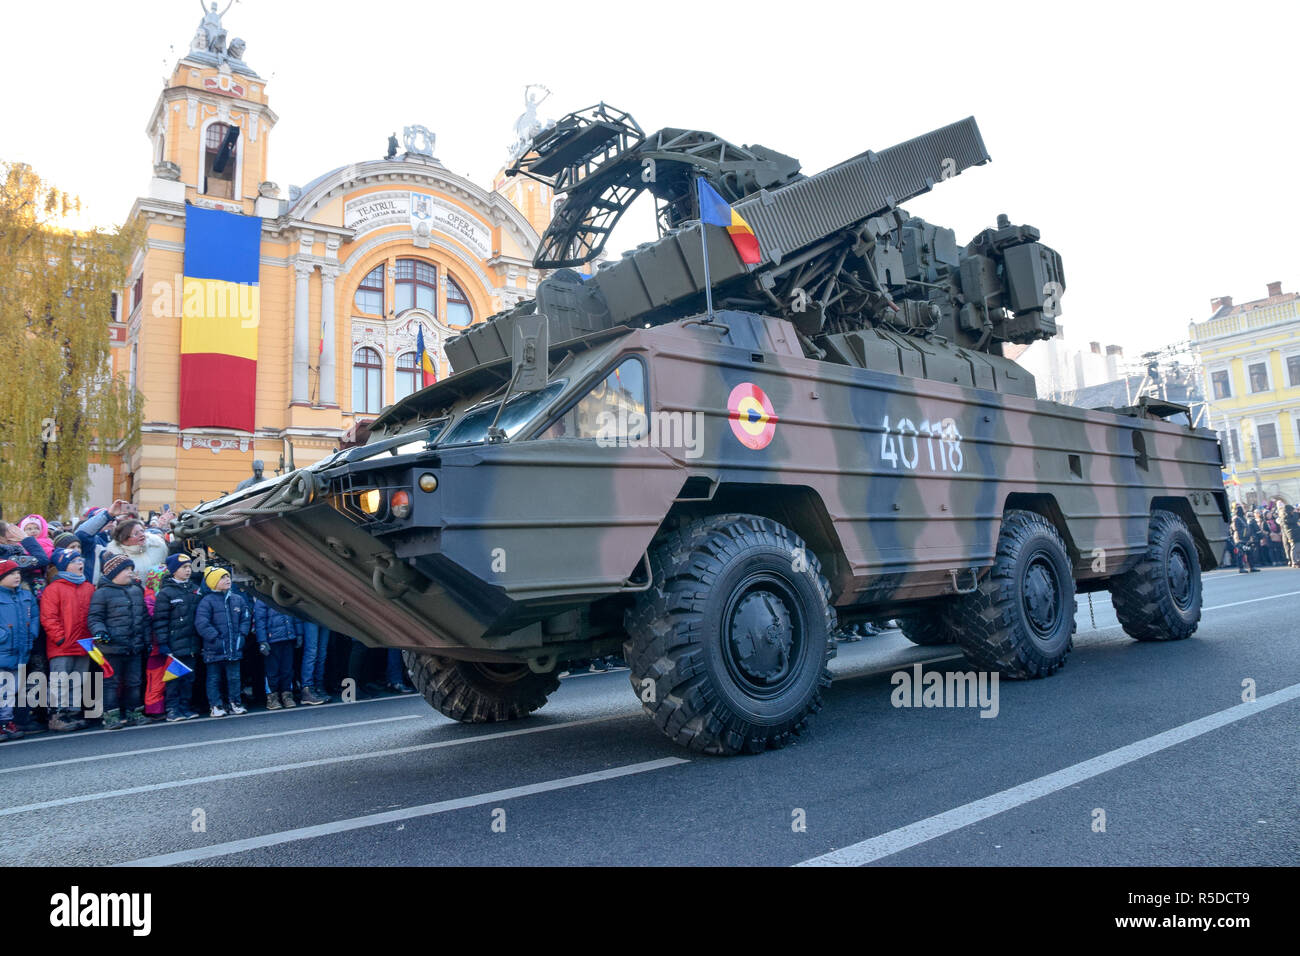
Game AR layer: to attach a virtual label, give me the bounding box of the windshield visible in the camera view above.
[439,381,567,446]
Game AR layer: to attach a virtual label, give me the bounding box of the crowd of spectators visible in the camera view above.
[1227,501,1300,572]
[0,500,414,741]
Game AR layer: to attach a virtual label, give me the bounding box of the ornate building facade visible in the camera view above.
[108,8,555,509]
[1191,281,1300,506]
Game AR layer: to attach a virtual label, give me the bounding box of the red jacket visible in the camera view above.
[40,577,94,658]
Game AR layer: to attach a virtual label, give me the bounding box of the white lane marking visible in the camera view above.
[1204,589,1300,612]
[118,757,689,866]
[0,690,420,748]
[0,714,632,817]
[797,681,1300,866]
[0,714,426,776]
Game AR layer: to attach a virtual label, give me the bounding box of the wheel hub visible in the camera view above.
[1169,547,1192,609]
[728,590,793,684]
[1023,558,1060,636]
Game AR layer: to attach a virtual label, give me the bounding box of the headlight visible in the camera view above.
[390,490,411,519]
[418,472,438,492]
[359,489,382,515]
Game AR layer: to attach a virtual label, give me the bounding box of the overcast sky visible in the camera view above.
[2,0,1296,359]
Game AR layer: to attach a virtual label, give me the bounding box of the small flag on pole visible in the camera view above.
[416,326,437,387]
[77,639,115,678]
[697,178,761,265]
[162,655,194,682]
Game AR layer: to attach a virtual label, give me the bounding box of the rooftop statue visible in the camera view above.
[193,0,236,55]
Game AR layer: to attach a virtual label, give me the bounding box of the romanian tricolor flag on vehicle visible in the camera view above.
[416,326,437,387]
[179,205,262,432]
[697,177,761,265]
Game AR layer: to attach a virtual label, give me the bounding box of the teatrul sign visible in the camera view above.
[344,191,492,259]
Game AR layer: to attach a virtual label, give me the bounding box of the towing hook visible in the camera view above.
[371,552,408,599]
[270,579,301,607]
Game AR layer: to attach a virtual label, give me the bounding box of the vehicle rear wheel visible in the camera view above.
[403,651,560,723]
[624,514,836,755]
[897,612,956,646]
[951,509,1076,679]
[1109,510,1202,642]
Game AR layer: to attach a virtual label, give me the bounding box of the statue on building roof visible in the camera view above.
[386,132,399,160]
[193,0,236,54]
[509,84,552,161]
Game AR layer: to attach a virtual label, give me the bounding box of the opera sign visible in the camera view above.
[344,190,492,260]
[203,74,246,98]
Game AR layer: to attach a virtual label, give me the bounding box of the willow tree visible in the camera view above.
[0,161,142,520]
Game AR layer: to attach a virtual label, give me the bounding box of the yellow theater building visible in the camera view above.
[1190,281,1300,506]
[107,7,556,510]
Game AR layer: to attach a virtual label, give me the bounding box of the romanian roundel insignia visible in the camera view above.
[727,382,778,450]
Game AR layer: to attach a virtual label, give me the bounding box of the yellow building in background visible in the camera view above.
[107,7,555,510]
[1190,281,1300,506]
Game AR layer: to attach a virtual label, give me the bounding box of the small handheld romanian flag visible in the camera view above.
[696,178,761,265]
[416,326,437,387]
[162,655,194,683]
[77,639,115,679]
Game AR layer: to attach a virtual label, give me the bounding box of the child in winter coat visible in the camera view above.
[39,550,95,732]
[88,553,149,730]
[0,560,40,741]
[195,567,251,717]
[254,597,304,710]
[152,554,201,721]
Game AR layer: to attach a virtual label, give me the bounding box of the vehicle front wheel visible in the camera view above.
[624,514,836,755]
[403,652,559,723]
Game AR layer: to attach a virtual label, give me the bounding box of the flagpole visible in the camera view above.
[697,176,715,323]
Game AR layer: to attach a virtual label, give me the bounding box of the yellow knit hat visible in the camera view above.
[204,567,231,590]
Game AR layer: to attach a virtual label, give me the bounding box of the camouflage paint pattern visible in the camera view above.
[177,310,1227,666]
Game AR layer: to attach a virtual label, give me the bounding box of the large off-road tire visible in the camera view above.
[403,651,560,723]
[624,514,836,756]
[1109,510,1202,642]
[950,509,1076,679]
[897,612,956,646]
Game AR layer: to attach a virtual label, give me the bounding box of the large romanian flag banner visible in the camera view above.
[180,205,261,432]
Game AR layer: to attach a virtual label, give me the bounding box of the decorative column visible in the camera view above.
[319,265,339,406]
[292,263,313,403]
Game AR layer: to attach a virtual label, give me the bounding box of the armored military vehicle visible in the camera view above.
[177,107,1229,755]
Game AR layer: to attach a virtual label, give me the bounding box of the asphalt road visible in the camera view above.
[2,566,1297,867]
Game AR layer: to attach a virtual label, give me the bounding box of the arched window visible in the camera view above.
[354,265,384,315]
[203,122,239,199]
[446,275,473,327]
[395,351,422,402]
[352,347,383,414]
[395,258,436,314]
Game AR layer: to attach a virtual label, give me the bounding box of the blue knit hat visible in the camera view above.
[52,549,82,573]
[165,553,191,575]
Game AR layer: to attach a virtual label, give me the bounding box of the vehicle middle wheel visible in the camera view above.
[950,509,1076,679]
